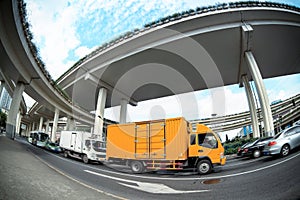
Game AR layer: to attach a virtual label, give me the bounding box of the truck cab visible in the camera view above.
[188,124,226,174]
[84,139,106,161]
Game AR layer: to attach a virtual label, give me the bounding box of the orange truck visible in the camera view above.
[106,117,226,174]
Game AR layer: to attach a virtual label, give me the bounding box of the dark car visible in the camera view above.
[241,137,273,158]
[237,142,250,156]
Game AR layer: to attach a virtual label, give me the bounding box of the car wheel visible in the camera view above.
[280,144,290,157]
[82,154,89,164]
[64,151,69,158]
[130,161,144,173]
[197,160,212,175]
[253,150,261,158]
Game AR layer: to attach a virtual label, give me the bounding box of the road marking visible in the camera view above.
[87,152,300,181]
[27,148,128,200]
[35,142,300,181]
[85,169,210,194]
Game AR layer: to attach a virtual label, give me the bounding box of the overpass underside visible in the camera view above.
[58,4,300,138]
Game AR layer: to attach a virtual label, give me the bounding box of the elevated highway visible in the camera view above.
[192,94,300,133]
[57,2,300,137]
[0,0,95,138]
[0,1,300,139]
[57,3,300,109]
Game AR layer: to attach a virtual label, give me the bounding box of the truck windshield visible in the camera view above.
[198,133,218,149]
[39,133,49,142]
[92,141,106,152]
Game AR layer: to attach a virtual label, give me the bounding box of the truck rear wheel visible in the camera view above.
[130,161,144,173]
[82,154,89,164]
[197,160,212,175]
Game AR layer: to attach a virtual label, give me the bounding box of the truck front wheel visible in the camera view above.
[197,160,212,175]
[82,154,89,164]
[64,150,69,158]
[130,161,144,173]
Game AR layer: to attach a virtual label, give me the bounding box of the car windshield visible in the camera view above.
[256,137,273,145]
[274,131,283,139]
[49,142,58,146]
[246,139,259,147]
[241,142,249,148]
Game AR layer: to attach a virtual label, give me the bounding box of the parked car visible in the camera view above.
[263,125,300,157]
[241,137,273,158]
[237,142,250,156]
[44,140,62,153]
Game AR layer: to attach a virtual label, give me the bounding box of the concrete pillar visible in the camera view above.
[6,82,25,139]
[45,120,50,135]
[25,125,28,137]
[93,88,107,140]
[245,51,274,136]
[120,99,128,124]
[38,116,44,131]
[51,108,59,142]
[242,75,260,138]
[15,111,21,136]
[66,117,76,131]
[27,123,32,136]
[32,122,36,131]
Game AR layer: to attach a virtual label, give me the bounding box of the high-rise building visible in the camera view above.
[0,88,12,112]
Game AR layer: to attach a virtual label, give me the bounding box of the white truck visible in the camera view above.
[59,131,106,164]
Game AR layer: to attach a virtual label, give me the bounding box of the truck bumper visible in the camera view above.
[221,157,226,165]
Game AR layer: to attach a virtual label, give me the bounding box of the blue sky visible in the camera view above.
[24,0,300,139]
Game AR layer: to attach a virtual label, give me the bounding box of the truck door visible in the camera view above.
[189,134,199,157]
[135,121,166,159]
[189,133,221,164]
[135,124,149,159]
[70,132,77,151]
[149,122,165,159]
[198,133,221,164]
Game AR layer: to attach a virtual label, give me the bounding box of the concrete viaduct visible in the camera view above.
[1,0,300,141]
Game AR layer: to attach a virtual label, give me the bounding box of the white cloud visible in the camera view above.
[26,0,82,79]
[74,46,95,58]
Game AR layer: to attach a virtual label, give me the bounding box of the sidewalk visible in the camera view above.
[0,135,119,200]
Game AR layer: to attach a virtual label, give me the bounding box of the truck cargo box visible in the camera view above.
[60,131,92,153]
[107,117,189,161]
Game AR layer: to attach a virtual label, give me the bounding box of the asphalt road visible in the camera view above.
[6,137,300,200]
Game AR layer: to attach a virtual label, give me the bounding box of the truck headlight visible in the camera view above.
[220,152,225,159]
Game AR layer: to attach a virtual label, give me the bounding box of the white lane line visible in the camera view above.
[85,169,210,194]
